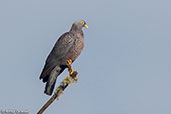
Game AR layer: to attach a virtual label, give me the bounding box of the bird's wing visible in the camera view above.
[40,32,75,80]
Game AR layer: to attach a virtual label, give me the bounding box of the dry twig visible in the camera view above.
[37,71,78,114]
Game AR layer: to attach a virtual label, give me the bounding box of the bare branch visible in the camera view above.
[37,71,78,114]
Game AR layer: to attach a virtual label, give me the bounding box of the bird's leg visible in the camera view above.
[66,59,74,75]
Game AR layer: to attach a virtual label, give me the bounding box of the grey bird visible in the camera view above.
[40,20,88,95]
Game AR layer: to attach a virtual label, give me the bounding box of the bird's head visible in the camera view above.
[70,20,88,32]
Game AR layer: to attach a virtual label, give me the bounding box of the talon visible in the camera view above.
[68,67,74,75]
[66,59,72,66]
[70,68,74,75]
[66,59,74,75]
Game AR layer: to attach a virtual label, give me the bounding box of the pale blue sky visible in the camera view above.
[0,0,171,114]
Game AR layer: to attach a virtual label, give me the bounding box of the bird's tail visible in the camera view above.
[44,66,65,95]
[44,76,57,96]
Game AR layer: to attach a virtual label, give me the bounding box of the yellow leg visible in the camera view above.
[66,59,74,75]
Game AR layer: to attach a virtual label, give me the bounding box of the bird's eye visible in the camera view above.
[81,21,85,25]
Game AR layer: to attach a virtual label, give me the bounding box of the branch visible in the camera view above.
[37,71,78,114]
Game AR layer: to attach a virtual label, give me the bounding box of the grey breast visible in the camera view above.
[62,31,84,63]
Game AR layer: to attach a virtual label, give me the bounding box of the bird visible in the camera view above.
[39,20,88,96]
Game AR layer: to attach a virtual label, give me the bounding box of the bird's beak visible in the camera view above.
[84,24,88,28]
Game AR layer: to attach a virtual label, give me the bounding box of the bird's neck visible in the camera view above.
[70,24,82,33]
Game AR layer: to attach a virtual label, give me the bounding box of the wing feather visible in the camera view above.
[40,32,75,80]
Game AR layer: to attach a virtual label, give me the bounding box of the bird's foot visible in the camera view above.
[66,59,72,65]
[66,59,74,75]
[68,67,74,75]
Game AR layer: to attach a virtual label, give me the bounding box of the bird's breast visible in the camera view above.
[65,36,84,62]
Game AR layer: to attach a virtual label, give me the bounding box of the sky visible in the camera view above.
[0,0,171,114]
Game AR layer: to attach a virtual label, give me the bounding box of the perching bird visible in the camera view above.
[40,20,88,95]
